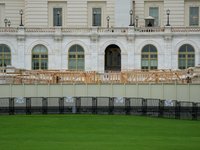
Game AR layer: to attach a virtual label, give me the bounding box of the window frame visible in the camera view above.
[0,44,11,67]
[178,44,195,70]
[189,7,199,27]
[141,45,158,70]
[68,45,85,71]
[32,45,48,70]
[92,8,102,27]
[149,7,159,26]
[53,8,63,27]
[106,48,121,67]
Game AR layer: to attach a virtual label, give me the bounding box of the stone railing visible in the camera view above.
[98,28,128,34]
[135,27,165,33]
[1,27,200,35]
[25,28,55,33]
[62,28,91,34]
[0,28,18,33]
[172,27,200,32]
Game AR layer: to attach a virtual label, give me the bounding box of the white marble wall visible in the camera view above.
[0,26,200,71]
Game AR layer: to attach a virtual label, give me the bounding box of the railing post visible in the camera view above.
[175,101,180,119]
[76,97,81,114]
[92,97,97,114]
[26,97,31,115]
[125,98,130,115]
[142,98,147,116]
[159,100,164,117]
[192,102,197,121]
[109,97,114,115]
[9,98,14,115]
[42,97,48,115]
[59,97,64,114]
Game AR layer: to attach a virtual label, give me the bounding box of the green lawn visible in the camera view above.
[0,114,199,150]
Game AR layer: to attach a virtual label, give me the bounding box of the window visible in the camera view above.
[190,7,199,26]
[150,8,158,26]
[178,45,195,69]
[53,8,62,26]
[68,45,84,70]
[141,45,157,70]
[93,8,101,26]
[0,45,11,67]
[32,45,48,70]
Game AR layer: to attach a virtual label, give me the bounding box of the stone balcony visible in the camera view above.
[0,26,200,37]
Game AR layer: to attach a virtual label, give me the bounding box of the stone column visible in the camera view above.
[127,26,135,70]
[89,27,99,71]
[17,26,25,69]
[54,26,62,69]
[164,26,172,69]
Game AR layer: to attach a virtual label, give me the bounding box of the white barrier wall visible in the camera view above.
[0,84,199,102]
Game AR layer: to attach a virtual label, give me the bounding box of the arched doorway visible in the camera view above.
[105,45,121,71]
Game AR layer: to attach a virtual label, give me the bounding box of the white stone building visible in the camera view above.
[0,0,200,71]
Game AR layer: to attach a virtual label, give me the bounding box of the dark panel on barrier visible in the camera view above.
[14,97,26,114]
[9,98,14,115]
[0,98,9,114]
[146,99,160,117]
[163,100,177,119]
[96,97,110,114]
[42,97,48,114]
[179,101,193,120]
[113,97,125,115]
[78,97,93,114]
[31,97,43,114]
[129,98,143,116]
[47,97,59,114]
[26,97,31,115]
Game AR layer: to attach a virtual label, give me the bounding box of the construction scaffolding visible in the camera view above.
[0,68,200,84]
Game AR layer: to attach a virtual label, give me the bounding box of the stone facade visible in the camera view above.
[0,0,200,71]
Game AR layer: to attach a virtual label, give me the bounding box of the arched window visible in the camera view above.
[179,45,195,69]
[32,45,48,70]
[141,45,157,70]
[0,45,11,67]
[68,45,84,70]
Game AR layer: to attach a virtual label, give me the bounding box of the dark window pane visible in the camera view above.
[78,55,84,58]
[0,46,2,52]
[142,45,149,52]
[93,8,101,26]
[179,45,186,52]
[190,7,199,26]
[69,46,76,52]
[150,45,157,52]
[4,46,10,52]
[187,45,194,52]
[69,55,76,58]
[53,8,62,26]
[77,45,84,52]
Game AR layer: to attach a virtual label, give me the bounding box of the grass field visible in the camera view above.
[0,114,200,150]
